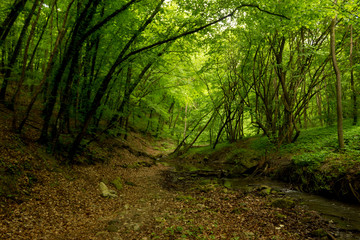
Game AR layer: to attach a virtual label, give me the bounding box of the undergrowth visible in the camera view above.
[273,121,360,202]
[281,121,360,168]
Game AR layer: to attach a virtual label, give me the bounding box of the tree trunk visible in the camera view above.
[330,7,345,149]
[350,25,357,125]
[0,0,38,103]
[183,103,188,140]
[38,0,100,144]
[12,0,43,130]
[316,85,323,126]
[183,113,214,153]
[0,0,28,47]
[17,0,74,133]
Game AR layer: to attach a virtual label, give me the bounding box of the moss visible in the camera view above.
[125,180,136,186]
[311,228,327,237]
[105,219,121,232]
[176,195,194,201]
[275,212,287,219]
[111,177,123,190]
[270,198,295,209]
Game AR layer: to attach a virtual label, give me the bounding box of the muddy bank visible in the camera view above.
[274,160,360,204]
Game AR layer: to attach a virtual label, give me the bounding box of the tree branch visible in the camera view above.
[82,0,141,41]
[122,4,289,62]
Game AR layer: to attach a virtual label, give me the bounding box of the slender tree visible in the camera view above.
[330,1,345,149]
[349,25,357,125]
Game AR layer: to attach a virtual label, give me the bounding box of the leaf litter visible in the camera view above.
[0,107,337,239]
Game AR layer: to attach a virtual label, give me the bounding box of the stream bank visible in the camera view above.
[168,136,360,204]
[164,138,360,239]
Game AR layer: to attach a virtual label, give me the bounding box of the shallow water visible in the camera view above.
[221,177,360,239]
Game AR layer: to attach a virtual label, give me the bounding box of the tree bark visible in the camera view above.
[330,7,345,149]
[38,0,101,144]
[350,25,357,125]
[69,0,165,159]
[17,0,74,133]
[0,0,38,102]
[12,0,44,130]
[0,0,28,47]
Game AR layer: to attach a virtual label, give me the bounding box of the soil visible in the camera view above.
[0,105,340,239]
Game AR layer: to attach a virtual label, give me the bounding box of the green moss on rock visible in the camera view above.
[111,177,123,190]
[270,198,295,209]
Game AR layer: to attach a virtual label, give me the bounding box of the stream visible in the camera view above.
[165,154,360,239]
[220,177,360,239]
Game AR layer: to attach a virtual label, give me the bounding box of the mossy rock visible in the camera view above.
[259,185,272,195]
[275,212,287,219]
[270,198,295,209]
[106,220,121,232]
[311,228,327,237]
[176,195,194,201]
[111,177,123,190]
[197,184,217,193]
[223,180,232,189]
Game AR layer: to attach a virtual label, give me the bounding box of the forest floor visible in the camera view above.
[0,104,345,239]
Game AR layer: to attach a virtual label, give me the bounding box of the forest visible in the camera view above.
[1,0,360,239]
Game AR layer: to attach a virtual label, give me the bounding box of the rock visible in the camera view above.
[231,207,248,214]
[111,177,123,190]
[311,228,328,237]
[125,180,136,186]
[223,180,232,189]
[196,204,206,210]
[244,231,255,239]
[275,212,287,219]
[106,224,119,232]
[95,231,108,236]
[99,182,117,198]
[198,184,217,193]
[133,223,141,231]
[106,219,121,232]
[259,185,272,195]
[228,157,259,175]
[270,198,295,209]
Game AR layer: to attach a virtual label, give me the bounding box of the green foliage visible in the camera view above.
[292,151,327,168]
[1,0,359,161]
[251,137,276,155]
[282,122,360,167]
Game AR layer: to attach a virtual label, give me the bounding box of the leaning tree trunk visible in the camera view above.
[17,0,74,134]
[0,0,28,47]
[38,0,100,144]
[0,0,38,103]
[12,0,44,131]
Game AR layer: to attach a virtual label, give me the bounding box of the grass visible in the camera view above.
[279,121,360,168]
[258,121,360,201]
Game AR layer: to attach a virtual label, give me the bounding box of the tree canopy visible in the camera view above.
[0,0,359,159]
